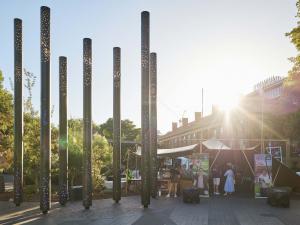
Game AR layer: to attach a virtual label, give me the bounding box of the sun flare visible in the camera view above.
[216,93,240,112]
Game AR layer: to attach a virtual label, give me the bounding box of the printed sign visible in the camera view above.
[190,153,210,197]
[267,146,282,162]
[254,154,272,198]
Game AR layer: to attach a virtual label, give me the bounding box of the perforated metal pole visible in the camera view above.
[40,6,51,214]
[14,18,23,207]
[83,38,92,209]
[59,56,68,206]
[141,11,151,207]
[113,47,121,203]
[150,52,157,198]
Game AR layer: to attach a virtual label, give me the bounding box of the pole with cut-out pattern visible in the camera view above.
[14,18,23,207]
[113,47,121,203]
[141,11,151,208]
[59,56,68,206]
[83,38,92,209]
[40,6,51,214]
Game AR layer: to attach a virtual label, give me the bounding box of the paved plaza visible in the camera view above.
[1,195,300,225]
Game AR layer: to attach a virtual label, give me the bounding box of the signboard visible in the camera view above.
[191,153,210,197]
[266,146,282,162]
[164,158,172,166]
[254,154,272,198]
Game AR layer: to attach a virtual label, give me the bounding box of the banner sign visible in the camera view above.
[254,154,272,198]
[267,146,282,162]
[191,153,210,197]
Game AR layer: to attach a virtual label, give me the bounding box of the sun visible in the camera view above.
[216,93,240,112]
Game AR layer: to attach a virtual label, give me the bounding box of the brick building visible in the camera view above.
[157,76,300,167]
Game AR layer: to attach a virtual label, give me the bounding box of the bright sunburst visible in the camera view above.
[216,93,240,112]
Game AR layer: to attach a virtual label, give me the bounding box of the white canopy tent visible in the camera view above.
[135,144,199,157]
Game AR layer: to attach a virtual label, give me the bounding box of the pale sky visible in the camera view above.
[0,0,298,134]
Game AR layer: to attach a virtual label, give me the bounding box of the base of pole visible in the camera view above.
[15,203,20,207]
[42,210,48,215]
[143,205,148,208]
[84,206,90,210]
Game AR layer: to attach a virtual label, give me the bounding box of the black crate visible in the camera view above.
[182,188,200,204]
[267,187,291,208]
[70,185,83,201]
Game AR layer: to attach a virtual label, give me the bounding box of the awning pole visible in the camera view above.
[242,150,255,176]
[210,150,221,170]
[272,163,281,186]
[200,140,202,154]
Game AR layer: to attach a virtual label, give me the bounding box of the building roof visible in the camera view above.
[159,113,223,140]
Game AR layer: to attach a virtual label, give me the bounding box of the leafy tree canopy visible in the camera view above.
[0,70,14,171]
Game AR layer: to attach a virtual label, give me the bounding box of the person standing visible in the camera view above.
[166,165,181,198]
[194,169,209,195]
[212,166,221,195]
[224,165,235,196]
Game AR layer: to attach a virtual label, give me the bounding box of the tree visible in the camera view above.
[97,118,140,166]
[22,70,59,190]
[23,69,36,117]
[286,1,300,88]
[68,118,112,189]
[68,119,83,186]
[97,118,140,142]
[92,134,112,189]
[0,70,14,171]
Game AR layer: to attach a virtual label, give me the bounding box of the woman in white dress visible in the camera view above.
[224,166,235,196]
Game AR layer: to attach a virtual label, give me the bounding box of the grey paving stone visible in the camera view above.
[0,196,300,225]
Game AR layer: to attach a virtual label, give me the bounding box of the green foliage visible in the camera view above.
[68,119,113,189]
[0,70,14,171]
[286,1,300,82]
[92,134,112,189]
[23,69,37,116]
[97,118,140,167]
[97,118,140,142]
[68,119,83,186]
[23,112,40,185]
[125,168,133,182]
[21,70,59,188]
[281,110,300,141]
[0,68,138,193]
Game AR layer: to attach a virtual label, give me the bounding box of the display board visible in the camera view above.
[266,146,282,162]
[191,153,210,197]
[254,154,272,198]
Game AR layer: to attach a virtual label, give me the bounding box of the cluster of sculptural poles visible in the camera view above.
[13,6,157,213]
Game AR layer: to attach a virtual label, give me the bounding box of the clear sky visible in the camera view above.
[0,0,298,134]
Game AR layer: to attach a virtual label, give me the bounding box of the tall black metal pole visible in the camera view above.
[14,18,23,207]
[83,38,92,209]
[113,47,121,203]
[150,52,157,198]
[40,6,51,214]
[59,56,68,206]
[141,11,151,207]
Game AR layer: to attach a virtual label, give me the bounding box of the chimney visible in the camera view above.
[195,112,202,122]
[172,122,177,131]
[182,117,188,126]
